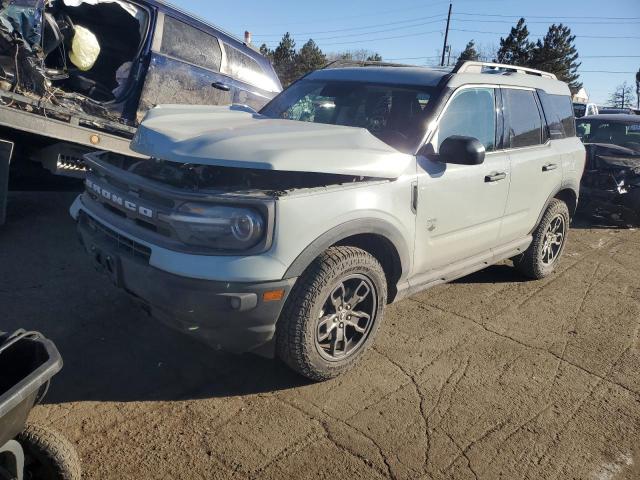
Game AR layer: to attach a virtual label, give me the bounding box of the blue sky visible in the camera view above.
[173,0,639,105]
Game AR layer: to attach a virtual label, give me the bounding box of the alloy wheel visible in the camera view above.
[315,274,377,361]
[541,214,566,266]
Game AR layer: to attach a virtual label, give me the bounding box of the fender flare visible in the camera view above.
[530,183,580,234]
[283,217,411,281]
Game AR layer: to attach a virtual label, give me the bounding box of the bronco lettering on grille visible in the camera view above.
[86,178,154,218]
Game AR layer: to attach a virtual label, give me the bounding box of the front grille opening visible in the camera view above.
[103,203,127,218]
[80,212,151,261]
[135,218,157,233]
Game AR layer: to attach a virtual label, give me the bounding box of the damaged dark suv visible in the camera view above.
[577,114,640,225]
[0,0,281,223]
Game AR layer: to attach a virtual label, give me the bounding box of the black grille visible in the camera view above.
[80,212,152,261]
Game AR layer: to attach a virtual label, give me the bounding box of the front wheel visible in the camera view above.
[276,246,387,382]
[514,198,570,279]
[17,424,81,480]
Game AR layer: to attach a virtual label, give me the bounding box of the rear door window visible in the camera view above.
[436,87,497,152]
[160,16,222,71]
[503,88,543,148]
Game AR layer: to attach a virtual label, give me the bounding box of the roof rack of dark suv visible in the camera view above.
[322,59,415,69]
[452,60,557,79]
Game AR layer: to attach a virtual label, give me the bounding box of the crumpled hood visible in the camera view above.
[587,143,640,175]
[130,104,412,178]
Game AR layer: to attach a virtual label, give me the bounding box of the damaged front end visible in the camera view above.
[90,150,379,198]
[580,143,640,225]
[79,150,381,258]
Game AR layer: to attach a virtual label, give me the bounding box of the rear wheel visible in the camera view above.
[514,198,569,279]
[17,424,81,480]
[276,246,387,381]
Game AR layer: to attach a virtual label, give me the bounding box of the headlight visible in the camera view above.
[160,203,265,250]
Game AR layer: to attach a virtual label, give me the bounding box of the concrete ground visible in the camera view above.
[2,191,639,480]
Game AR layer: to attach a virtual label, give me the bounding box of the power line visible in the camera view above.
[579,70,637,74]
[240,0,453,29]
[251,13,447,39]
[451,17,640,25]
[256,18,446,43]
[386,55,640,60]
[455,12,640,20]
[264,29,443,48]
[450,28,640,39]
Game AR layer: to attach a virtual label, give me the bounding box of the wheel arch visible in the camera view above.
[282,219,410,303]
[531,185,579,234]
[554,188,578,217]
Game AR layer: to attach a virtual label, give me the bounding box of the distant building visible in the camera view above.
[573,87,589,103]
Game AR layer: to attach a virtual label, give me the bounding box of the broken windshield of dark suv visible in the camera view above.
[260,80,434,154]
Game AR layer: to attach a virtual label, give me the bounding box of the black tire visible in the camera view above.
[514,198,570,280]
[276,246,387,382]
[17,424,81,480]
[622,188,640,226]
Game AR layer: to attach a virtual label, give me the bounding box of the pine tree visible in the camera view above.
[272,33,297,86]
[293,39,327,79]
[530,24,581,92]
[495,18,533,66]
[366,53,382,62]
[608,82,636,108]
[259,43,272,61]
[459,40,479,62]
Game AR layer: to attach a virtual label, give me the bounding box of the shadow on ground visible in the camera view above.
[2,192,309,404]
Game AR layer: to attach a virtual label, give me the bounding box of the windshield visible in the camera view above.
[573,103,586,118]
[260,79,434,153]
[577,119,640,152]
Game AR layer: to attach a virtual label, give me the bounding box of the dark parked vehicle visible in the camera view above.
[597,107,637,115]
[0,0,281,224]
[577,114,640,224]
[0,330,80,480]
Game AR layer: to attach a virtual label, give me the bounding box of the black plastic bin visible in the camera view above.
[0,331,62,447]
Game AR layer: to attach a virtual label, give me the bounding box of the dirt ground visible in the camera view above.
[2,191,639,480]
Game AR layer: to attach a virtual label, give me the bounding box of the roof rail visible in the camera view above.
[322,59,413,69]
[452,60,557,80]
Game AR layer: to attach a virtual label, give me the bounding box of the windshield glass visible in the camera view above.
[573,103,586,118]
[577,119,640,152]
[260,79,434,153]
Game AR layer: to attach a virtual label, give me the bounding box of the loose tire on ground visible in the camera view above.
[514,198,570,279]
[276,246,387,382]
[17,423,81,480]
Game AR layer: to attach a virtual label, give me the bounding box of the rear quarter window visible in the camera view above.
[160,16,222,72]
[223,44,279,92]
[541,92,576,139]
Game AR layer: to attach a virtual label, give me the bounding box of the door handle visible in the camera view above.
[542,163,558,172]
[211,81,231,92]
[484,172,507,182]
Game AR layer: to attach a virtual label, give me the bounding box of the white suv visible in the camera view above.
[71,61,585,380]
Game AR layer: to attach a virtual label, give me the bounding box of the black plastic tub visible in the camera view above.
[0,331,62,447]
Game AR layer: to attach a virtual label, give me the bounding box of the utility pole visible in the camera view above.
[440,3,452,67]
[636,68,640,110]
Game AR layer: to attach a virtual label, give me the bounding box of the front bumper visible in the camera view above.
[77,212,296,356]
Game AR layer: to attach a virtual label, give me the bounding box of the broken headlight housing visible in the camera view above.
[160,203,265,250]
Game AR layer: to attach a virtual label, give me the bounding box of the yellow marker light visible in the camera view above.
[263,289,285,302]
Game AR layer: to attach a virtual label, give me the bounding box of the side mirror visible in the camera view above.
[439,135,485,165]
